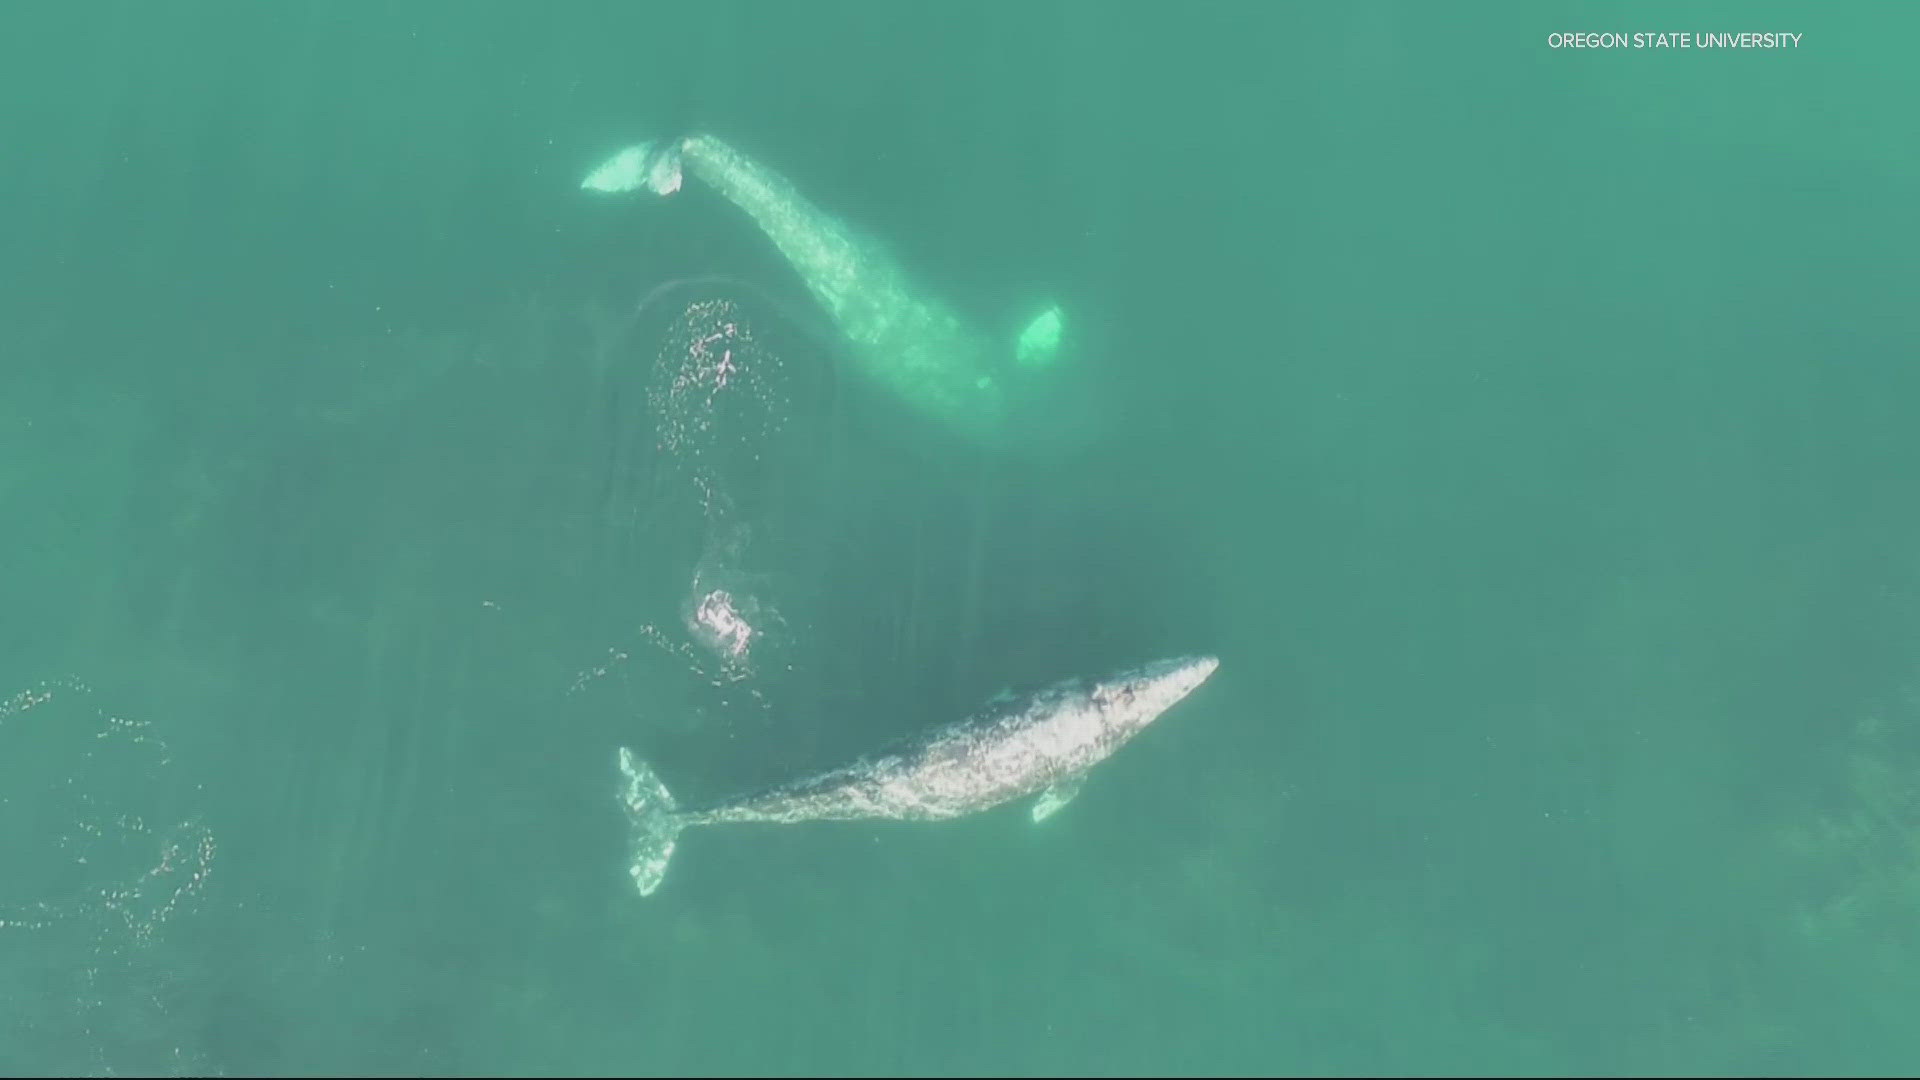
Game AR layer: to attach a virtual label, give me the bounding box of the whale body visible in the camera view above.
[617,655,1219,896]
[583,134,1069,446]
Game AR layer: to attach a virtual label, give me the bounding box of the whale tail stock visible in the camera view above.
[618,747,687,897]
[581,139,686,197]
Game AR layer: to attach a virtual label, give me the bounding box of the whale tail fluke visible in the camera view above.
[618,747,686,897]
[581,140,685,197]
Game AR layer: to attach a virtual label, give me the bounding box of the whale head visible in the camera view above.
[1091,655,1221,737]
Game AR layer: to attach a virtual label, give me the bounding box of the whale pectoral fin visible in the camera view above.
[1014,304,1065,369]
[1031,777,1084,823]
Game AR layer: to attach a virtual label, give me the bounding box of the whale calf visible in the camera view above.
[617,655,1219,896]
[583,134,1070,447]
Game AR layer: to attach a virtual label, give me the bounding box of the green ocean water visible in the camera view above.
[4,1,1919,1074]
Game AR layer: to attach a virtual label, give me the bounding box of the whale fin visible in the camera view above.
[581,140,684,197]
[618,747,686,896]
[1014,304,1065,369]
[1031,777,1084,822]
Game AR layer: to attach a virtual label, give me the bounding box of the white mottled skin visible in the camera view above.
[658,135,1012,441]
[689,656,1218,824]
[618,656,1218,896]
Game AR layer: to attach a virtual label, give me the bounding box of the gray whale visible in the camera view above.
[617,655,1218,896]
[583,134,1069,447]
